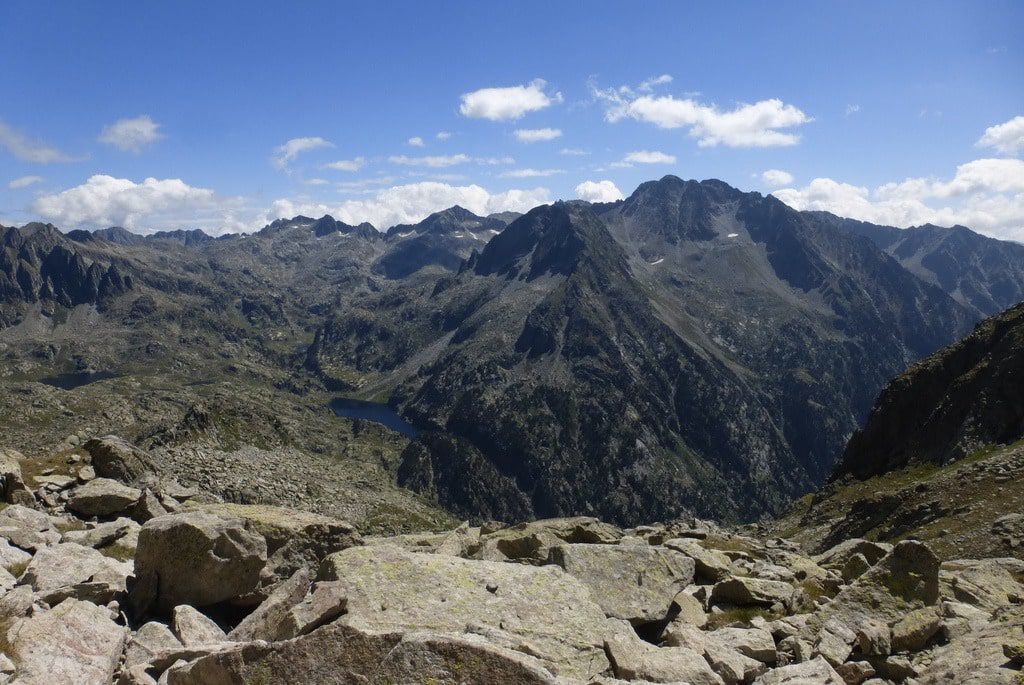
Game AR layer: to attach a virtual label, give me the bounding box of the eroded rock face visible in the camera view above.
[130,511,267,614]
[318,543,611,679]
[83,435,158,484]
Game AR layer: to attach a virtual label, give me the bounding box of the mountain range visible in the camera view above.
[2,175,1022,527]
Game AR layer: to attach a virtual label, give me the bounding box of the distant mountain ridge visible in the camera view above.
[3,176,1024,524]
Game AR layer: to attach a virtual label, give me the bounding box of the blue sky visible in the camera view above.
[1,1,1022,237]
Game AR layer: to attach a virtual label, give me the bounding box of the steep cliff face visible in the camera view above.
[835,302,1024,481]
[0,223,132,323]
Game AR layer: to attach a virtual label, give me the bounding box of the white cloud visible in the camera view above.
[459,79,563,121]
[322,157,366,172]
[575,180,624,203]
[0,120,78,163]
[761,169,794,187]
[8,175,43,189]
[272,137,333,170]
[638,74,673,92]
[97,115,163,153]
[31,175,226,230]
[623,150,676,164]
[514,127,562,143]
[977,115,1024,155]
[593,81,812,148]
[389,154,471,168]
[772,157,1024,241]
[263,182,551,230]
[500,168,565,178]
[435,131,452,140]
[845,104,861,117]
[559,148,588,156]
[476,156,515,166]
[304,178,330,186]
[408,136,425,147]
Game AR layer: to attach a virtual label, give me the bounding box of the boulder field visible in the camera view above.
[0,437,1020,684]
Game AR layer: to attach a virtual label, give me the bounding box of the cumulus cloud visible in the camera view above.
[500,168,565,178]
[638,74,673,92]
[977,115,1024,155]
[389,154,471,168]
[322,157,366,172]
[593,80,811,148]
[407,136,425,147]
[575,180,624,203]
[8,175,43,189]
[459,79,563,121]
[514,127,562,143]
[761,169,794,187]
[772,157,1024,241]
[436,131,452,140]
[623,150,677,164]
[0,120,78,163]
[263,182,551,230]
[31,175,226,230]
[272,137,333,170]
[98,115,163,153]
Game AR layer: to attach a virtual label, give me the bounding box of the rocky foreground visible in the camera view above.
[0,437,1021,684]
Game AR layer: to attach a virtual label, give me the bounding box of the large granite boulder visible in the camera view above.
[165,623,558,684]
[19,542,131,605]
[83,435,158,484]
[548,543,695,623]
[67,478,141,517]
[318,543,611,679]
[130,511,267,614]
[4,598,128,685]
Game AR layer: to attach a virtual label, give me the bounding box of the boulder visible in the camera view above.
[172,605,227,646]
[83,435,158,483]
[474,516,621,562]
[709,626,777,663]
[890,607,941,652]
[814,539,892,570]
[835,660,876,685]
[19,542,131,605]
[704,642,768,685]
[604,619,723,684]
[0,448,33,505]
[0,537,32,575]
[227,567,311,642]
[185,502,360,593]
[752,656,844,684]
[939,557,1024,611]
[62,517,137,548]
[548,543,694,623]
[664,538,733,582]
[812,540,939,636]
[711,576,795,607]
[670,590,708,628]
[317,543,610,680]
[4,597,128,685]
[67,478,141,517]
[164,623,558,685]
[130,511,267,614]
[273,580,347,640]
[125,621,183,668]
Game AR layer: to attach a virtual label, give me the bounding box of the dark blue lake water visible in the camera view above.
[328,398,419,438]
[39,371,119,390]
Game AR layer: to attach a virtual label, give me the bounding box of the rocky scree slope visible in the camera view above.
[0,436,1021,683]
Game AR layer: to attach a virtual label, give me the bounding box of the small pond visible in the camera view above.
[39,371,119,390]
[328,398,419,438]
